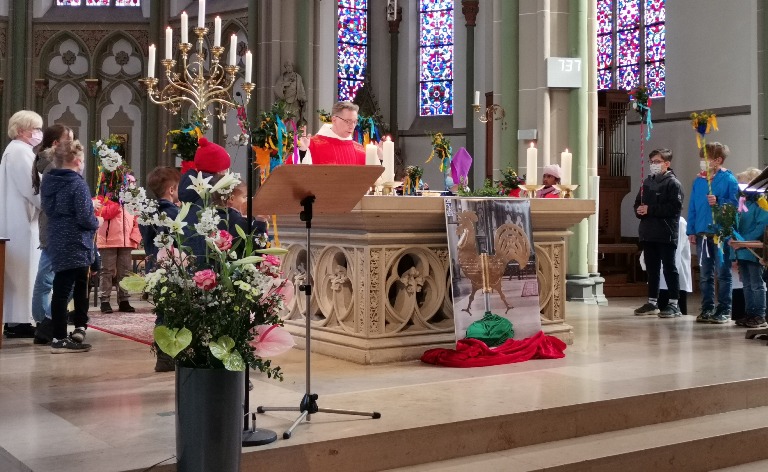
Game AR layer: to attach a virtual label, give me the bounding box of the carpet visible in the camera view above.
[521,280,539,297]
[87,307,156,345]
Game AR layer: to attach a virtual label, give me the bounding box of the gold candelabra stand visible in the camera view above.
[472,103,507,130]
[142,27,253,120]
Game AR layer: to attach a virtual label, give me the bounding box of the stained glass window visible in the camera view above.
[419,0,454,116]
[57,0,140,5]
[597,0,665,98]
[337,0,368,102]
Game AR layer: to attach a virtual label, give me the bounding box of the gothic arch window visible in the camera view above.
[419,0,453,116]
[597,0,665,97]
[337,0,368,102]
[56,1,140,6]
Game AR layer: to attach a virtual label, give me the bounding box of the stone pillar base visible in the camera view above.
[590,272,608,305]
[566,274,596,304]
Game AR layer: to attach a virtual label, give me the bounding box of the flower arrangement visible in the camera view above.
[690,110,718,148]
[167,122,203,163]
[93,135,132,202]
[119,171,295,375]
[403,165,424,195]
[245,100,297,175]
[425,132,452,172]
[629,86,651,118]
[497,168,526,197]
[710,202,737,245]
[458,179,500,197]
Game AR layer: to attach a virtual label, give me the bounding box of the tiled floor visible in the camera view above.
[1,295,767,471]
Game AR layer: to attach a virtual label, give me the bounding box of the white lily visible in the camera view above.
[210,171,241,195]
[188,172,213,197]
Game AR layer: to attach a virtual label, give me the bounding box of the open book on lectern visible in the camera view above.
[250,164,385,217]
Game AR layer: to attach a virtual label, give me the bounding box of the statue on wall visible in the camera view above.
[273,61,307,124]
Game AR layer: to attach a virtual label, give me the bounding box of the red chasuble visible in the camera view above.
[308,135,366,165]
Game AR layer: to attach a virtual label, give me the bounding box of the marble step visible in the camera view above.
[226,378,768,472]
[385,406,768,471]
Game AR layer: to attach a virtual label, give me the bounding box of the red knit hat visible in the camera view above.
[194,137,230,173]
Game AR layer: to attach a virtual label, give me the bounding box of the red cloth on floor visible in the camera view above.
[420,331,566,367]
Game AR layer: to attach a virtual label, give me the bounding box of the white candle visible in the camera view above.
[383,136,395,182]
[365,143,379,166]
[165,27,172,60]
[214,16,221,47]
[245,50,252,83]
[147,44,156,78]
[198,0,206,28]
[526,143,538,186]
[561,148,572,185]
[229,34,237,66]
[181,11,188,43]
[473,90,480,107]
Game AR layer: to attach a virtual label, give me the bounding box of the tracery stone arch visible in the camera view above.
[41,33,90,80]
[45,81,89,142]
[96,82,143,175]
[93,33,143,80]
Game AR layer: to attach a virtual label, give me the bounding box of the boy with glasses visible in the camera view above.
[297,101,366,165]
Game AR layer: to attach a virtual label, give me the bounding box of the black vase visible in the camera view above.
[176,366,245,472]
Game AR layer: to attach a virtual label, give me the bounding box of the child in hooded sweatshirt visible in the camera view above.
[41,139,101,353]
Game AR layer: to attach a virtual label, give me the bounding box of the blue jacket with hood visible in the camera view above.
[686,168,739,236]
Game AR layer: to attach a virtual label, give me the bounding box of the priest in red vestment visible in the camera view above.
[298,101,366,165]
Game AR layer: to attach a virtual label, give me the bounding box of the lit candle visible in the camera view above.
[229,34,237,66]
[473,90,480,107]
[214,16,221,47]
[560,148,572,185]
[181,11,188,43]
[165,27,172,60]
[198,0,206,28]
[383,136,395,182]
[147,44,156,78]
[365,143,379,166]
[245,50,252,83]
[526,143,538,186]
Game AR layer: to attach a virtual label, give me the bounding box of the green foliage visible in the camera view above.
[458,179,501,197]
[249,100,296,156]
[497,168,525,194]
[711,203,737,240]
[167,122,203,161]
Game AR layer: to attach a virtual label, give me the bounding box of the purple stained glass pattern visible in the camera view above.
[597,0,613,35]
[421,0,453,11]
[645,0,665,24]
[338,8,368,45]
[420,81,453,116]
[57,0,82,4]
[86,0,110,5]
[617,0,639,29]
[339,79,365,102]
[617,64,639,90]
[339,0,366,8]
[420,10,453,46]
[598,69,613,90]
[646,62,666,97]
[645,24,665,62]
[338,44,366,81]
[420,46,453,81]
[597,34,613,69]
[617,29,639,66]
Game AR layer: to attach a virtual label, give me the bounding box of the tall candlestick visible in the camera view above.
[473,90,480,107]
[526,143,538,185]
[365,143,379,166]
[147,44,156,78]
[198,0,206,28]
[560,148,573,185]
[181,11,188,43]
[214,16,221,47]
[245,50,252,83]
[229,34,237,66]
[165,27,172,60]
[383,136,395,182]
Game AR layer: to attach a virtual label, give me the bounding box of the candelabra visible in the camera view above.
[472,103,507,130]
[142,26,253,121]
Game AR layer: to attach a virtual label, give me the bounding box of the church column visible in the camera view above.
[296,0,313,126]
[248,0,259,120]
[761,0,768,165]
[565,0,595,303]
[388,4,403,141]
[143,0,165,180]
[499,1,519,171]
[8,0,29,114]
[537,0,551,167]
[462,0,478,187]
[84,79,101,184]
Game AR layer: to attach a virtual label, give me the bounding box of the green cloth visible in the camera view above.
[465,312,514,347]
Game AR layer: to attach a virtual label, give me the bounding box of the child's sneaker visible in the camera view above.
[658,305,682,318]
[710,307,732,324]
[696,307,715,323]
[634,303,659,316]
[70,327,87,343]
[51,337,92,354]
[745,317,768,328]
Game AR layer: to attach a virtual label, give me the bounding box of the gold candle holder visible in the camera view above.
[520,184,544,198]
[554,184,579,198]
[382,182,395,196]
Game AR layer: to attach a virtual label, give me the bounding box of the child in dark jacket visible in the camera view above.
[211,179,268,257]
[140,166,181,272]
[40,139,101,353]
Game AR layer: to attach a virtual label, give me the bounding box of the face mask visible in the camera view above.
[29,129,43,147]
[700,160,708,171]
[649,163,663,175]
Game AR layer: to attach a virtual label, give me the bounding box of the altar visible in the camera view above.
[275,196,595,364]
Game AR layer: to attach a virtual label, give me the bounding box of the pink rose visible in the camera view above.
[262,254,281,267]
[193,269,217,291]
[213,230,233,251]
